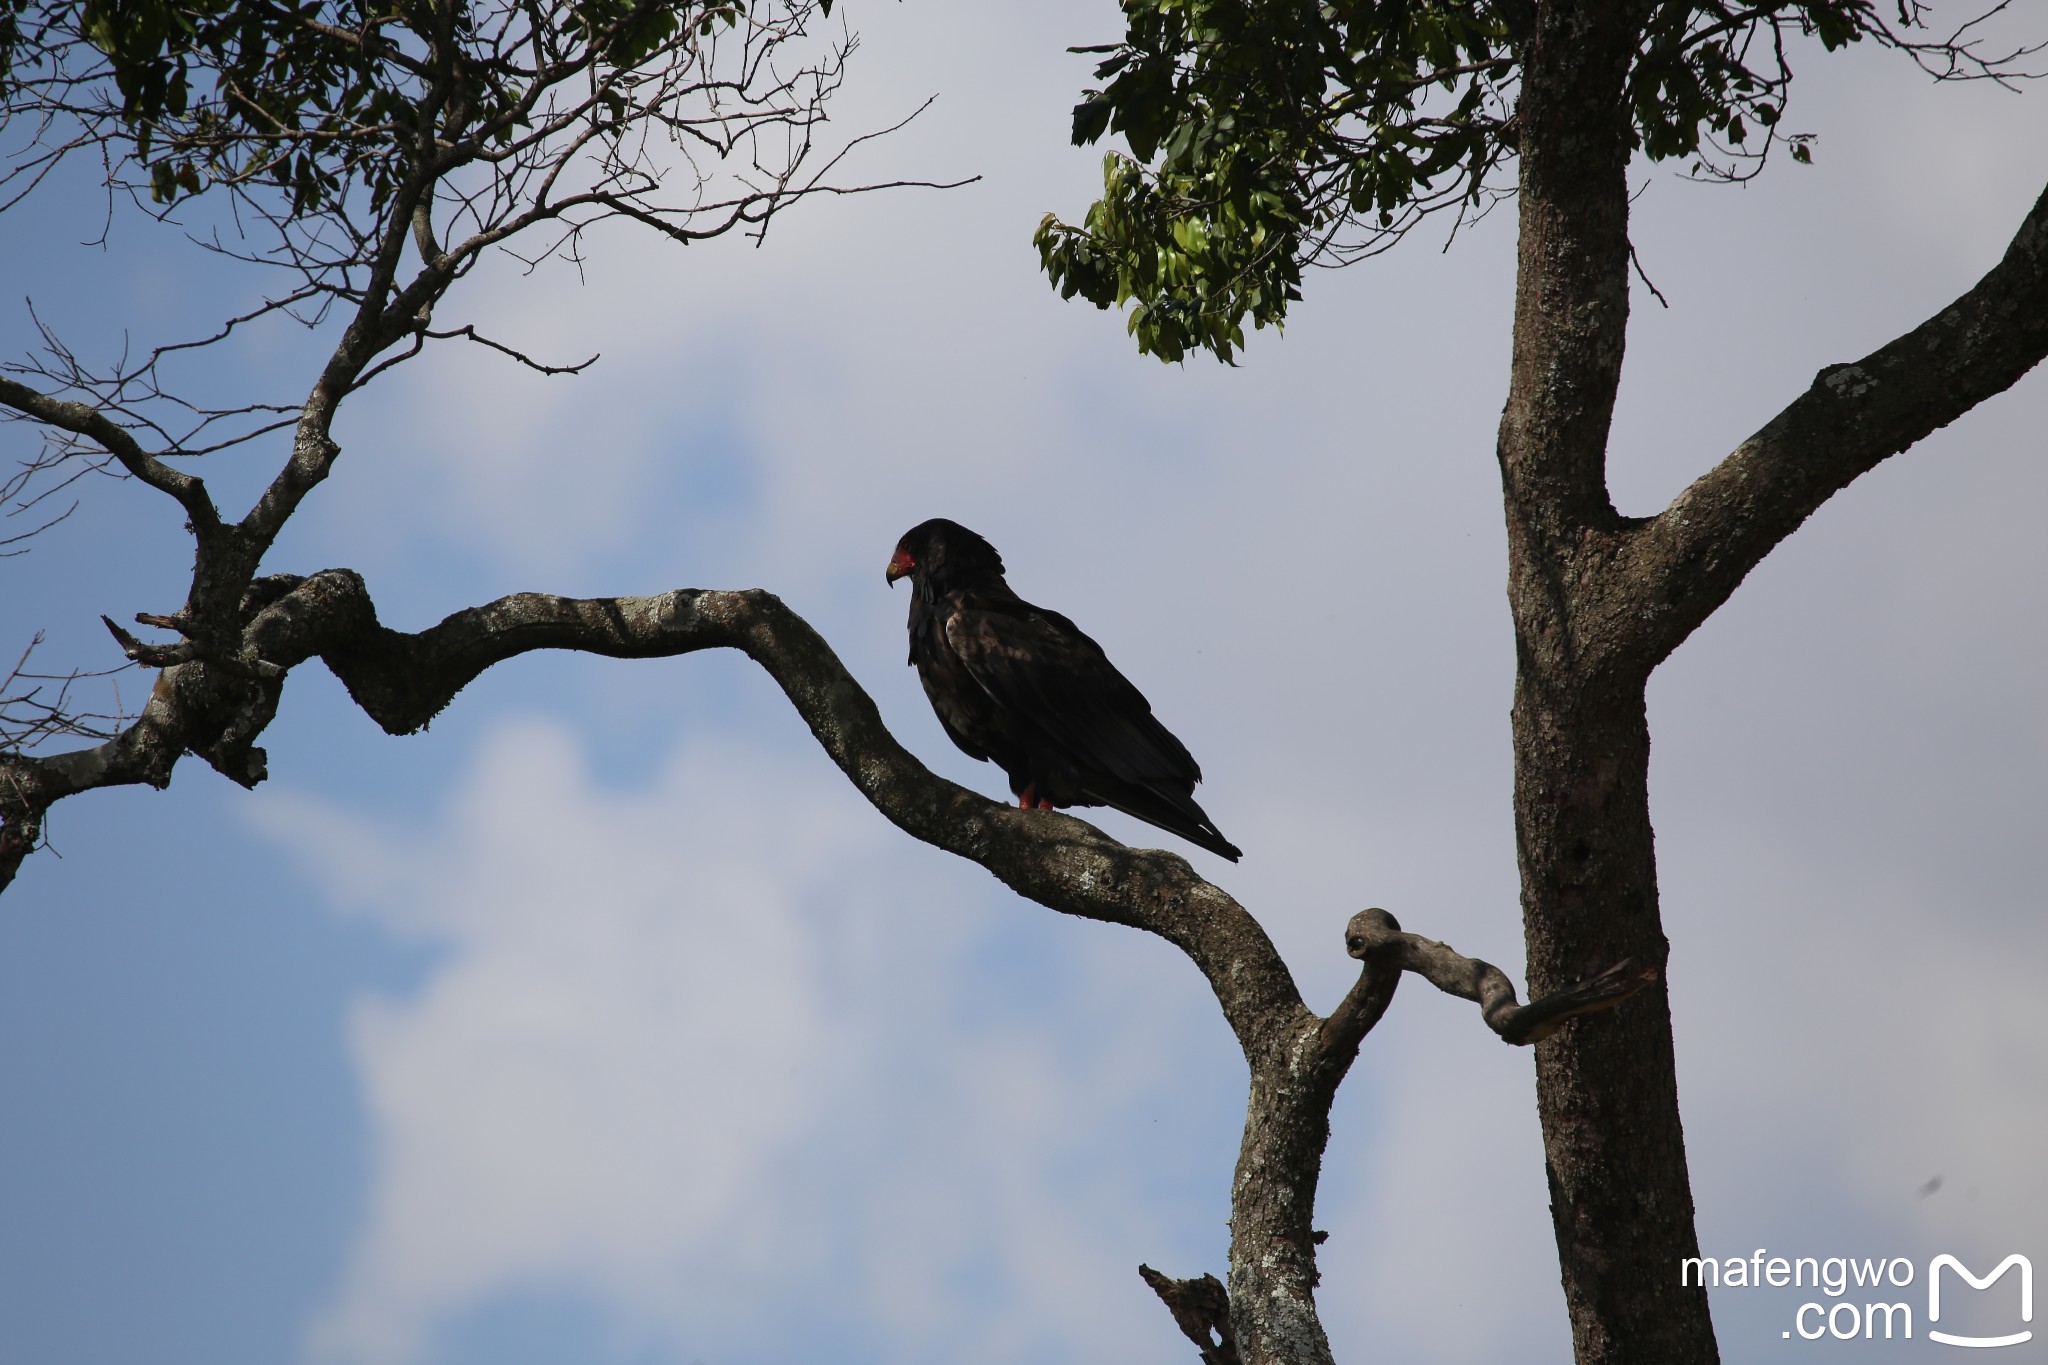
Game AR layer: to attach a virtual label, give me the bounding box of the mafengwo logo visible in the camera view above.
[1682,1251,2033,1347]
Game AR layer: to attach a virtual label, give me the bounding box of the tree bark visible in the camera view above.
[1228,1016,1343,1365]
[1500,4,2048,1362]
[1499,2,1718,1361]
[1511,682,1712,1363]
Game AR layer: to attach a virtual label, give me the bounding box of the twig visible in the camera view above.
[422,324,599,375]
[1630,240,1671,310]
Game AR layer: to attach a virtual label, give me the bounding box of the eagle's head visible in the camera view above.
[886,518,1006,593]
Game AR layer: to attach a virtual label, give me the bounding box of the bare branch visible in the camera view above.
[99,615,190,670]
[0,498,78,554]
[1139,1265,1240,1365]
[0,574,1309,1059]
[1339,907,1657,1046]
[1610,176,2048,672]
[1629,239,1671,309]
[419,324,598,375]
[0,374,220,530]
[1,633,135,754]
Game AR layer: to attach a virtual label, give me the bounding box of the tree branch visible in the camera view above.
[1314,936,1402,1067]
[1614,176,2048,669]
[419,324,598,375]
[0,375,221,531]
[0,572,1311,1062]
[1337,907,1657,1047]
[1139,1264,1240,1365]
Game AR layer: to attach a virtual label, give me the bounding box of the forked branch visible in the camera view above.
[1609,177,2048,672]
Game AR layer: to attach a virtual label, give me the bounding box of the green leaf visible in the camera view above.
[1041,0,1902,363]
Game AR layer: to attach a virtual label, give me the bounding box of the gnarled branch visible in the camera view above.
[1336,907,1657,1048]
[1,571,1312,1060]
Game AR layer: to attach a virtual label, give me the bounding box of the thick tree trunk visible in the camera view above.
[1510,677,1714,1363]
[1499,3,1720,1361]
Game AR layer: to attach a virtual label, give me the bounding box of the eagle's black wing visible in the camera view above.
[942,592,1241,861]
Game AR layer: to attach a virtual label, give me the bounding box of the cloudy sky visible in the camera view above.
[2,3,2044,1363]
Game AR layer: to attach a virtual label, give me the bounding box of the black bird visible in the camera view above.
[886,518,1242,861]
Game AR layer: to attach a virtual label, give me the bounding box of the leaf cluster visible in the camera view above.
[1040,0,1998,364]
[1042,0,1517,363]
[0,0,781,222]
[10,0,426,215]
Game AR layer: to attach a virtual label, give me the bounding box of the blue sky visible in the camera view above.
[3,3,2045,1362]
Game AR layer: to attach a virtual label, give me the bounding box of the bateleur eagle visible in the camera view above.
[886,518,1242,862]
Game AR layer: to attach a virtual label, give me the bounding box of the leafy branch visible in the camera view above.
[1038,0,2039,363]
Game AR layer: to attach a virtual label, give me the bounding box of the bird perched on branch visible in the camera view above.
[886,518,1241,861]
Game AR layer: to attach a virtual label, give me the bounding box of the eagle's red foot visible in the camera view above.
[1017,784,1055,811]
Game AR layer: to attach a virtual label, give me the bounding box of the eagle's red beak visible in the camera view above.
[885,547,914,585]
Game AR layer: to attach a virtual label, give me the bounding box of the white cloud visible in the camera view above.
[256,721,848,1363]
[253,718,1220,1364]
